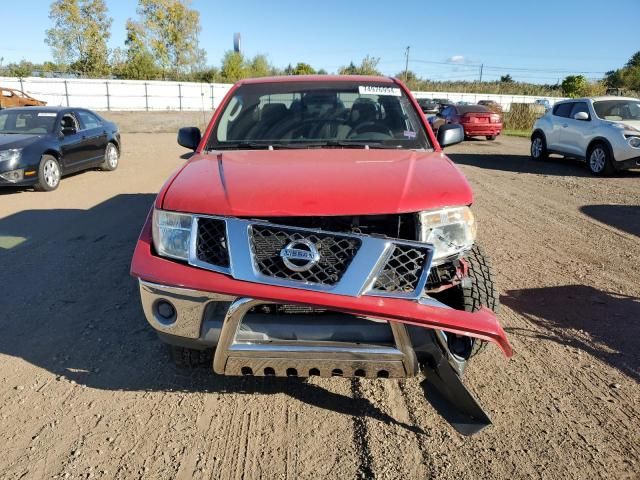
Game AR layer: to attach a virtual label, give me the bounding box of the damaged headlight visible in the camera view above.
[419,206,476,263]
[152,209,193,260]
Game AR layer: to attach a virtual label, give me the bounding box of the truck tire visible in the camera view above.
[434,244,499,359]
[461,244,499,356]
[170,346,212,368]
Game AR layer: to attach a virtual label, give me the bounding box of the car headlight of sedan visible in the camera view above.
[419,206,476,263]
[152,209,193,260]
[628,136,640,148]
[0,148,22,167]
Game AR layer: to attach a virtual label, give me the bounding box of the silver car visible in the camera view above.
[530,96,640,175]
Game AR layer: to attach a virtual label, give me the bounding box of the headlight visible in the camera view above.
[0,148,22,167]
[628,136,640,148]
[152,209,193,260]
[419,206,476,262]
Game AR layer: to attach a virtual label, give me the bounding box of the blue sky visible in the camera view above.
[1,0,638,83]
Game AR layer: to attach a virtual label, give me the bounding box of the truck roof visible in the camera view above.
[238,75,397,85]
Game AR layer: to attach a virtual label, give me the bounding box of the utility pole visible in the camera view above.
[404,46,410,82]
[479,63,484,82]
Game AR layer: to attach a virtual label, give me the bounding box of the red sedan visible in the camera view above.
[430,104,502,140]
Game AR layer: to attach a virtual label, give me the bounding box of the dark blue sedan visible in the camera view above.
[0,106,120,191]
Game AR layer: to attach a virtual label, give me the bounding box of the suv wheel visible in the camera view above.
[588,143,614,176]
[530,134,548,160]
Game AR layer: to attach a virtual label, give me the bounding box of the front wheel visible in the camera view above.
[101,142,119,171]
[434,244,499,360]
[588,143,614,176]
[35,155,61,192]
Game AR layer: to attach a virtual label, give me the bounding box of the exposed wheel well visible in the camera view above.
[42,149,60,160]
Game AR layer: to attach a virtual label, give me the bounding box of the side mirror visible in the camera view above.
[437,124,464,148]
[177,127,201,151]
[573,111,589,121]
[62,126,76,136]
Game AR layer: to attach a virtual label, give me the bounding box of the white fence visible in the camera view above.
[1,76,564,112]
[0,77,232,111]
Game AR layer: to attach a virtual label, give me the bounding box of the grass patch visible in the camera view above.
[503,129,531,138]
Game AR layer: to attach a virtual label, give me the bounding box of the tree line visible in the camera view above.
[0,0,637,99]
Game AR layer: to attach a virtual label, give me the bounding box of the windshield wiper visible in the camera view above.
[214,141,274,150]
[212,140,406,150]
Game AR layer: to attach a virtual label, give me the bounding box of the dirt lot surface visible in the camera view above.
[1,134,638,480]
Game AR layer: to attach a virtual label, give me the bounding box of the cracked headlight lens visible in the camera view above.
[152,209,193,260]
[419,206,476,263]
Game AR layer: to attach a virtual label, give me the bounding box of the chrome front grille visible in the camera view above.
[372,244,431,293]
[250,225,360,285]
[189,216,434,300]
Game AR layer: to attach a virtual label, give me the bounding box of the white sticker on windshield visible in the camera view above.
[358,85,401,96]
[37,112,56,117]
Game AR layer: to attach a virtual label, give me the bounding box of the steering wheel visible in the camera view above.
[347,122,393,138]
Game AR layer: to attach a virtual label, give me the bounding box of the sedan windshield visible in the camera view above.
[593,100,640,121]
[0,110,56,134]
[209,81,431,150]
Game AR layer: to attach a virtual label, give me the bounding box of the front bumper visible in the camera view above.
[614,155,640,171]
[131,213,512,358]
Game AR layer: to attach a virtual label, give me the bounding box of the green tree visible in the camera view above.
[248,54,271,77]
[500,74,514,83]
[136,0,206,78]
[292,62,315,75]
[625,51,640,69]
[193,67,221,83]
[45,0,112,77]
[561,75,589,97]
[220,51,246,82]
[339,55,381,76]
[7,60,34,78]
[116,19,159,79]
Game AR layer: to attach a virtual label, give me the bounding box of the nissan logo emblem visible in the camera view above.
[280,239,320,272]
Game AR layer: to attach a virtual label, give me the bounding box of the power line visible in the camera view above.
[409,58,607,75]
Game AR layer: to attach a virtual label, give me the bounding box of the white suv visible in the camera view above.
[530,96,640,175]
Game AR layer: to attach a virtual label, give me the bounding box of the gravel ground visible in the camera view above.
[0,134,638,480]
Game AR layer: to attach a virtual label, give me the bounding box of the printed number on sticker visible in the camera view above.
[358,86,401,96]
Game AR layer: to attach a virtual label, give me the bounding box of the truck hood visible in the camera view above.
[609,119,640,131]
[161,149,473,216]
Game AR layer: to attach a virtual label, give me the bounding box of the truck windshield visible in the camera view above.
[209,81,431,150]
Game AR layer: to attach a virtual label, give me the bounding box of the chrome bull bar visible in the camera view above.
[213,297,419,379]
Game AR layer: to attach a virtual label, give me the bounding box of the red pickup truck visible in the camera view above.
[131,76,511,435]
